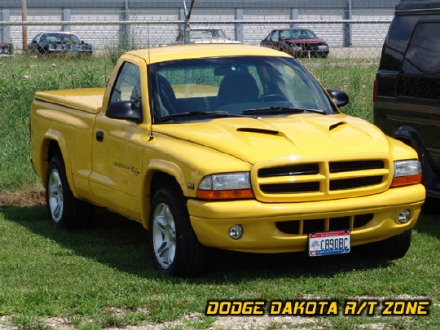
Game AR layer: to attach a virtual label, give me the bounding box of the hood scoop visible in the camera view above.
[237,127,280,135]
[329,121,347,131]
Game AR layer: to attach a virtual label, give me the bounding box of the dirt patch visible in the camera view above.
[0,187,46,208]
[0,314,323,330]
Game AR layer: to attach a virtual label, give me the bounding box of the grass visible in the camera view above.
[0,207,438,329]
[0,54,438,330]
[304,58,378,122]
[0,55,113,191]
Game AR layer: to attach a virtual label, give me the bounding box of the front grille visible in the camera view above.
[302,43,325,51]
[261,182,320,193]
[330,160,384,173]
[276,213,374,235]
[258,163,319,177]
[254,159,389,202]
[330,176,383,190]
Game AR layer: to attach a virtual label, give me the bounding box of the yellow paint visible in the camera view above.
[30,44,425,252]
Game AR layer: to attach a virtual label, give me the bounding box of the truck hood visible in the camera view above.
[154,114,391,164]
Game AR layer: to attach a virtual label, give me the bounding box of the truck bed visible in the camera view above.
[35,88,105,114]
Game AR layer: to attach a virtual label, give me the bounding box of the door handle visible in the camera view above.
[96,131,104,142]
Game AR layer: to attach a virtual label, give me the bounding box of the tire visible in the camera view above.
[46,155,94,229]
[361,229,412,260]
[149,185,207,277]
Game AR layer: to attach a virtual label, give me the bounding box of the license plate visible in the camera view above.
[309,230,351,257]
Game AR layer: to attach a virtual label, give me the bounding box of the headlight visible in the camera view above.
[391,160,422,187]
[197,172,254,200]
[292,45,303,51]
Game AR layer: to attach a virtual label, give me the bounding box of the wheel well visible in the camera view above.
[47,140,61,161]
[40,140,62,186]
[150,172,180,198]
[396,137,412,147]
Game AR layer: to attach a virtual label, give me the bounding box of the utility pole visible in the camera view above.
[22,0,28,51]
[183,0,195,44]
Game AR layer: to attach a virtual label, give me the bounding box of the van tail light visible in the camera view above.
[373,79,378,102]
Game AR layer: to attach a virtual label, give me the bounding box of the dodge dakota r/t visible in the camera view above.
[30,44,425,276]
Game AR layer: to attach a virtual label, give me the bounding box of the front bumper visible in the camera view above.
[188,184,425,253]
[293,49,329,58]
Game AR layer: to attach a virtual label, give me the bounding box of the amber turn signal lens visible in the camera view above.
[391,174,422,187]
[196,189,255,200]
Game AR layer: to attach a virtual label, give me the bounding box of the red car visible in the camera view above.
[261,29,329,58]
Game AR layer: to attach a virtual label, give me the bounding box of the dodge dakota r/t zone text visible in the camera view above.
[30,44,425,277]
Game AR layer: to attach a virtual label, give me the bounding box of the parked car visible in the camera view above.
[176,28,240,44]
[261,28,329,58]
[30,44,424,276]
[373,0,440,199]
[28,32,92,56]
[0,42,13,56]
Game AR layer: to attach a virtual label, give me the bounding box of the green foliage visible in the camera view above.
[0,56,112,191]
[303,58,378,122]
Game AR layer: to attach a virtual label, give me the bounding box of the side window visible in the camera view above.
[380,15,416,71]
[280,30,289,40]
[110,62,142,112]
[403,22,440,75]
[271,31,279,42]
[398,22,440,100]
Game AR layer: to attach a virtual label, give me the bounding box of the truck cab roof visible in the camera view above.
[127,44,289,64]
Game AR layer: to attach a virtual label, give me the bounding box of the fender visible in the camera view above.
[41,130,79,198]
[394,125,440,196]
[140,158,189,228]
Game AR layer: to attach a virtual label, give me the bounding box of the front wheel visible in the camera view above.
[149,185,207,277]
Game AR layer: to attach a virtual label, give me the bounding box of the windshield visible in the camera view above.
[280,29,317,40]
[149,56,336,123]
[190,29,227,39]
[42,33,81,44]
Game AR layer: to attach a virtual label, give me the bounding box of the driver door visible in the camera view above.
[90,59,149,221]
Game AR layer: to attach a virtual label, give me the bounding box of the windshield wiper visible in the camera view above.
[161,111,243,122]
[242,106,325,115]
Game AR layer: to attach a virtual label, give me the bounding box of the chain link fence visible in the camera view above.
[0,1,398,58]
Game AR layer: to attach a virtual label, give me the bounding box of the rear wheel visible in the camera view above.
[149,185,207,277]
[362,229,412,260]
[46,155,94,228]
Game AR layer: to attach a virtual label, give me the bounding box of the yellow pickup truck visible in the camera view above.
[30,44,425,276]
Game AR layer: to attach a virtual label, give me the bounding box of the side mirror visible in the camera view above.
[106,101,143,123]
[327,89,349,107]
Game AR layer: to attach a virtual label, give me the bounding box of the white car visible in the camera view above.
[176,28,240,44]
